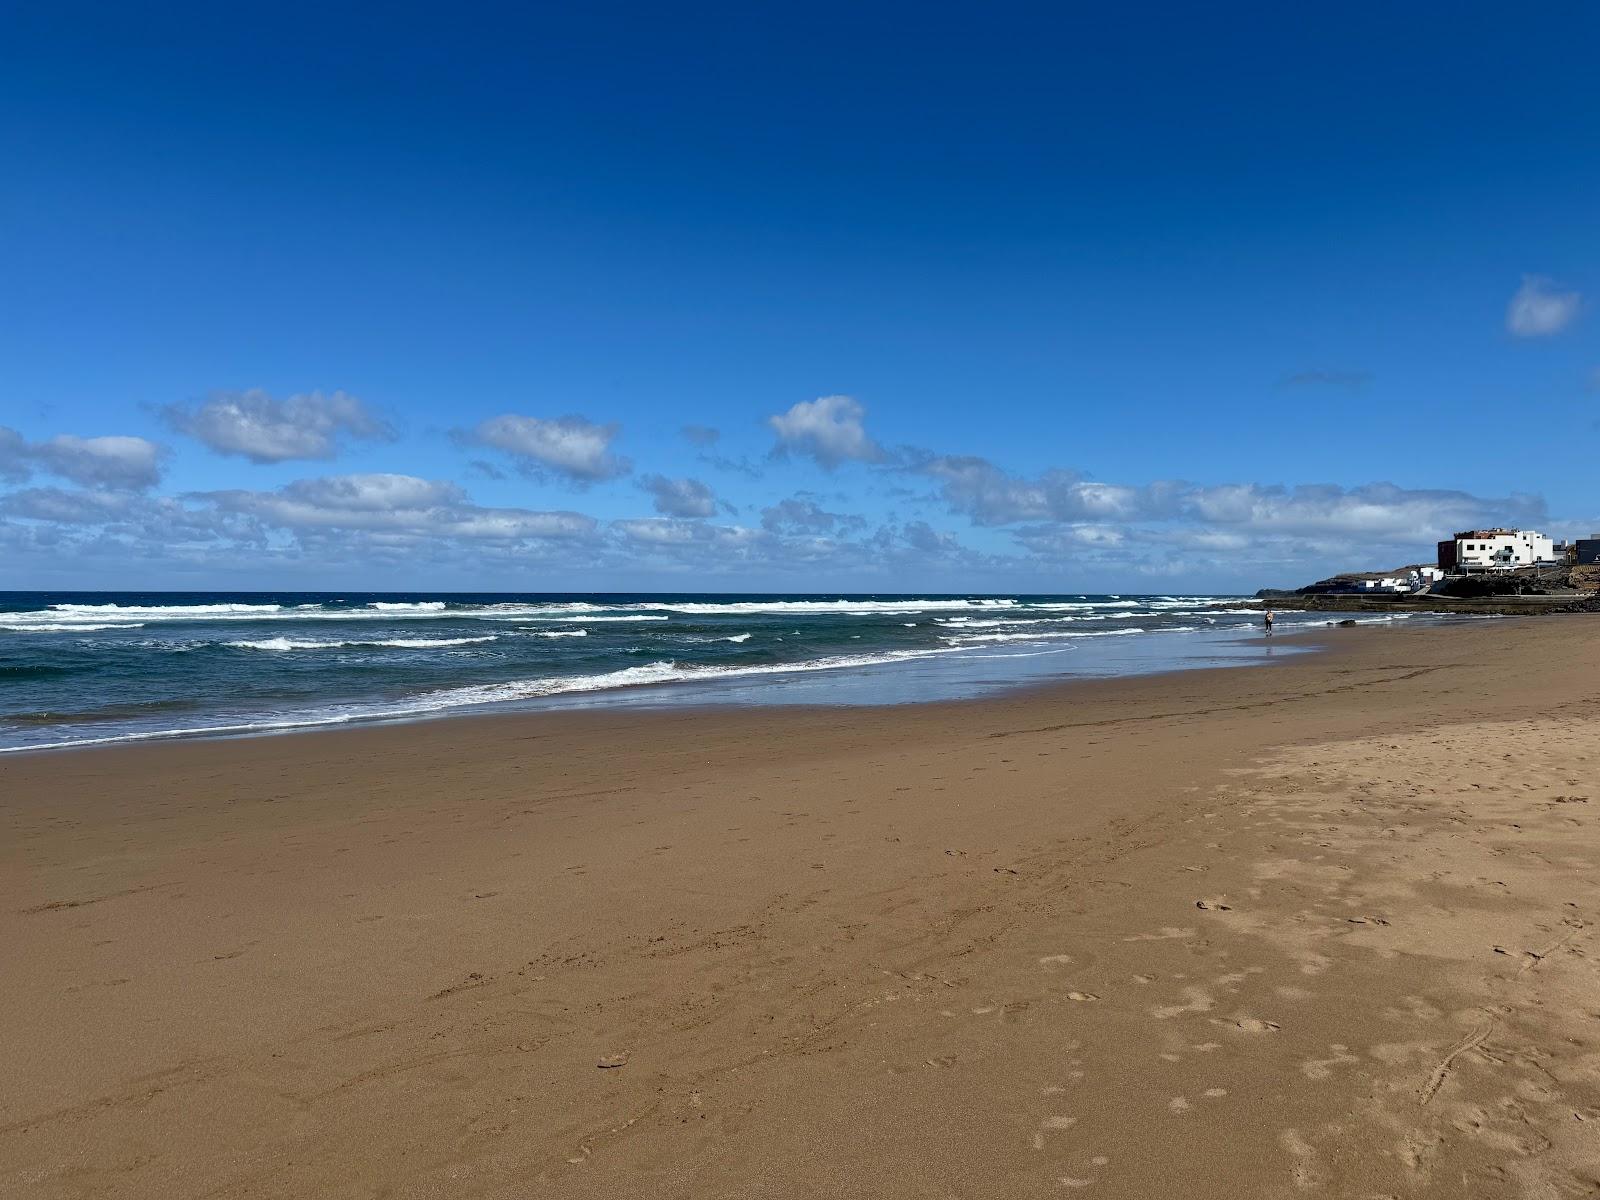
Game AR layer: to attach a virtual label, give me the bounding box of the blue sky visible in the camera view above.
[2,2,1597,592]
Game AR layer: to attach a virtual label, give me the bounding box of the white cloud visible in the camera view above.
[1506,275,1581,337]
[768,395,882,468]
[0,427,31,483]
[0,406,1568,592]
[37,436,167,489]
[466,414,631,482]
[919,456,1159,526]
[165,389,394,463]
[612,518,782,565]
[900,521,960,555]
[1182,481,1544,540]
[202,473,597,541]
[0,426,166,490]
[761,496,864,535]
[639,474,719,518]
[916,453,1540,548]
[0,486,132,523]
[613,517,704,546]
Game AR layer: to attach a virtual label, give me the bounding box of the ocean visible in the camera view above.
[0,592,1430,753]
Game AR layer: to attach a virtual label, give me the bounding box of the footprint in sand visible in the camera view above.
[1301,1044,1359,1080]
[1124,926,1197,943]
[1169,1096,1191,1113]
[1150,987,1215,1019]
[1033,1115,1079,1150]
[1279,1128,1327,1190]
[1217,1016,1281,1034]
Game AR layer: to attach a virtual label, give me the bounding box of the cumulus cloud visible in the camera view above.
[613,517,705,546]
[900,520,961,555]
[37,435,166,489]
[612,518,771,559]
[463,414,631,483]
[761,496,865,535]
[915,453,1539,547]
[919,456,1159,526]
[639,474,719,518]
[164,389,394,463]
[1,404,1567,591]
[0,486,266,554]
[1507,275,1581,337]
[201,473,597,541]
[1182,481,1545,540]
[768,395,882,469]
[0,486,132,524]
[0,427,30,483]
[0,425,166,489]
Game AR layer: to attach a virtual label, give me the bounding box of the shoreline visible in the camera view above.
[6,616,1599,1197]
[0,619,1344,761]
[1260,591,1599,616]
[0,613,1409,760]
[0,589,1350,758]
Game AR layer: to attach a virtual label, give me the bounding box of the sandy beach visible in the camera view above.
[4,617,1600,1198]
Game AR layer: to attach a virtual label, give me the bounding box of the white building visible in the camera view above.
[1439,529,1556,572]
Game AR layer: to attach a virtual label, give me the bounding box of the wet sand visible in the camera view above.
[4,618,1599,1198]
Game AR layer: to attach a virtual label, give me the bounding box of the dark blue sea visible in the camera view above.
[0,592,1431,753]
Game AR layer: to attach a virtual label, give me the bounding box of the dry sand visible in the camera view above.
[4,618,1600,1198]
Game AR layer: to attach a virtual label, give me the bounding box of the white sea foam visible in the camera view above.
[1022,599,1143,611]
[936,616,1092,628]
[227,635,498,651]
[0,595,1193,630]
[2,602,284,627]
[528,629,588,638]
[512,614,669,623]
[403,647,965,712]
[630,598,1020,616]
[1,622,147,633]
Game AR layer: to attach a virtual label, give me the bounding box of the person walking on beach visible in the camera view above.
[1264,610,1275,635]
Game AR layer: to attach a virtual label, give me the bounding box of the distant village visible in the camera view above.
[1287,528,1600,598]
